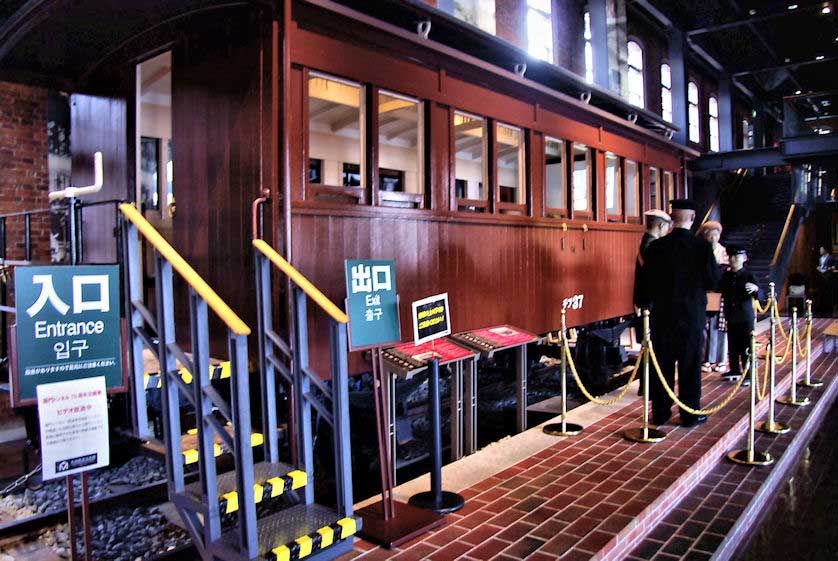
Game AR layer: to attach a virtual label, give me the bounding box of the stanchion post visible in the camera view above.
[728,331,774,466]
[408,359,464,514]
[756,286,790,434]
[799,299,822,388]
[544,309,584,437]
[777,307,809,407]
[624,310,666,443]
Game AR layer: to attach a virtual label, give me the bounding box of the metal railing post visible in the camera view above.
[330,320,353,518]
[255,252,279,463]
[123,221,150,439]
[800,299,821,388]
[154,253,184,493]
[189,291,220,543]
[229,333,258,558]
[291,287,314,505]
[23,213,31,262]
[756,287,789,434]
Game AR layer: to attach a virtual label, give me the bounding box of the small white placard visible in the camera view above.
[37,376,109,480]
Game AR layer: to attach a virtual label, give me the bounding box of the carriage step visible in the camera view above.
[220,505,360,561]
[182,432,264,465]
[183,461,307,515]
[143,361,231,389]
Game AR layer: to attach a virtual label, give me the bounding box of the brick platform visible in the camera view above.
[340,320,833,561]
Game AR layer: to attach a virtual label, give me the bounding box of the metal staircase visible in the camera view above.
[120,204,358,561]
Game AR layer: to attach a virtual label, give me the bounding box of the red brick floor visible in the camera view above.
[340,320,833,561]
[625,350,838,561]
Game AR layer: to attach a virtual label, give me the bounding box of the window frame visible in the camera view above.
[647,165,660,211]
[543,136,568,218]
[663,170,676,205]
[708,95,720,152]
[526,0,554,63]
[660,62,672,122]
[687,80,700,144]
[626,39,645,109]
[304,69,367,205]
[604,151,623,221]
[374,88,426,209]
[493,121,528,215]
[624,159,641,223]
[570,142,594,220]
[451,108,490,213]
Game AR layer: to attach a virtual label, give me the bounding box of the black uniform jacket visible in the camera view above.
[633,232,656,310]
[720,268,761,325]
[642,228,721,333]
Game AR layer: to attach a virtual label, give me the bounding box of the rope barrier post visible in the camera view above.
[756,288,790,434]
[544,309,584,437]
[777,307,810,407]
[624,310,666,443]
[728,330,774,466]
[799,299,822,388]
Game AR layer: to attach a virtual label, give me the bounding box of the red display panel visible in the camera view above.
[392,338,477,365]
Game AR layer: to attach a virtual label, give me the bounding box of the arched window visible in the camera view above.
[660,63,672,122]
[626,40,644,108]
[688,81,700,143]
[584,12,594,83]
[708,96,720,152]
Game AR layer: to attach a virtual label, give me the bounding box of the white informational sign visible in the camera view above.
[37,376,109,480]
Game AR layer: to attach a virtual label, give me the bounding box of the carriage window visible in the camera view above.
[454,111,488,211]
[571,143,591,213]
[308,73,365,201]
[625,160,639,217]
[605,152,621,218]
[648,166,659,210]
[496,123,525,208]
[378,91,423,208]
[545,137,565,213]
[663,170,675,204]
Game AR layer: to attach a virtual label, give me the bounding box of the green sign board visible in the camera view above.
[13,265,123,404]
[344,259,400,350]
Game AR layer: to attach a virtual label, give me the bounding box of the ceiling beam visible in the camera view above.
[687,2,823,37]
[732,56,838,77]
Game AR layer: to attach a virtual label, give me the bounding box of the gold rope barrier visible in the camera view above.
[776,306,810,407]
[728,329,774,466]
[800,299,823,388]
[755,283,791,434]
[753,298,771,315]
[755,346,771,401]
[648,343,749,416]
[564,338,643,406]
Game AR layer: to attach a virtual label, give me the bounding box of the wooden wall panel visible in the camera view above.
[291,212,637,374]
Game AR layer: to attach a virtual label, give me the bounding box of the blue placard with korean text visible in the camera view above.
[344,259,400,350]
[13,265,123,404]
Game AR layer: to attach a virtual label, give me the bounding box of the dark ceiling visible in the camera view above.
[645,0,838,99]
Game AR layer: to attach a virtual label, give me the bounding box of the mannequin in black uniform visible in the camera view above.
[642,200,721,427]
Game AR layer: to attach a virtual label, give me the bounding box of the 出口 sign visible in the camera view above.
[13,265,124,404]
[344,259,400,350]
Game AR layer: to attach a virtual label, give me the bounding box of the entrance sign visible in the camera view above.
[411,293,451,345]
[37,376,109,481]
[344,259,400,350]
[14,265,123,404]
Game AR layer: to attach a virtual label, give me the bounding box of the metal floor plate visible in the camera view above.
[220,504,349,556]
[184,461,296,500]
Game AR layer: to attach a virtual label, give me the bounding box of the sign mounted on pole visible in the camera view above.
[12,265,124,405]
[344,259,400,350]
[412,293,450,345]
[37,376,110,480]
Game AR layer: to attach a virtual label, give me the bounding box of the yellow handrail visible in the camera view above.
[252,239,348,324]
[119,203,251,336]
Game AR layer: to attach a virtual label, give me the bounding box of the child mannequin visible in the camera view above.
[720,247,761,384]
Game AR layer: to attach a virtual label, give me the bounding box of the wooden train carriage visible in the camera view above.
[0,0,695,375]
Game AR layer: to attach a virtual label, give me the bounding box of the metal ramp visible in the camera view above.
[119,204,358,561]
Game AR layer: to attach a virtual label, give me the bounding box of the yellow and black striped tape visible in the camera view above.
[143,361,231,390]
[269,517,358,561]
[182,433,264,465]
[218,470,307,514]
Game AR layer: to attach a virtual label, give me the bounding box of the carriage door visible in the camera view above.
[136,51,174,241]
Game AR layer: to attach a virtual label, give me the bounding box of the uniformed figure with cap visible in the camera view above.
[719,247,761,383]
[642,199,722,427]
[634,209,672,313]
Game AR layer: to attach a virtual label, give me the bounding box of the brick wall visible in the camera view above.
[0,80,50,425]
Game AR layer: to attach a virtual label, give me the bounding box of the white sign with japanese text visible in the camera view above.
[37,376,109,480]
